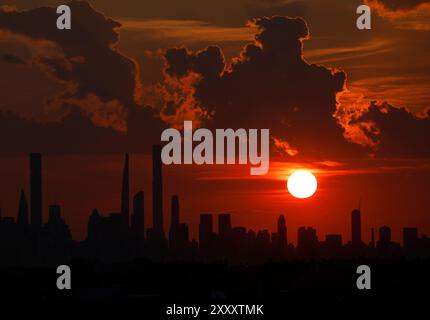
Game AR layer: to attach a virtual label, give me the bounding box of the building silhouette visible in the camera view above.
[121,153,130,227]
[30,153,42,229]
[17,190,29,226]
[297,227,318,258]
[131,191,145,242]
[168,195,190,257]
[218,214,232,238]
[277,214,287,249]
[370,227,375,248]
[321,234,343,258]
[151,145,164,240]
[403,227,419,248]
[351,209,362,244]
[379,226,391,245]
[199,213,213,257]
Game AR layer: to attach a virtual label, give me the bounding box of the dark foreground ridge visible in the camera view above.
[0,258,428,310]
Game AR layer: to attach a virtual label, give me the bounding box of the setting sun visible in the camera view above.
[287,170,318,199]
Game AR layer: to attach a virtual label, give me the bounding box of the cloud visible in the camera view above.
[119,19,254,44]
[0,1,166,153]
[161,15,430,160]
[161,16,365,160]
[354,102,430,157]
[1,3,428,160]
[1,0,309,27]
[247,1,307,21]
[0,5,17,13]
[366,0,430,30]
[0,109,127,155]
[0,52,25,64]
[367,0,430,11]
[0,0,167,153]
[165,45,225,78]
[0,0,162,132]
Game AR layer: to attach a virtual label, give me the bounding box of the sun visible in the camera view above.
[287,170,318,199]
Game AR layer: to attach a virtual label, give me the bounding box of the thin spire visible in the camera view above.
[121,153,130,227]
[17,189,29,226]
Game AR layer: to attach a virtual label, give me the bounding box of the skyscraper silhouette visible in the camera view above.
[121,153,130,227]
[403,227,419,248]
[168,195,189,253]
[152,145,164,239]
[199,213,213,254]
[351,209,361,244]
[131,191,145,239]
[30,153,42,229]
[297,227,318,257]
[17,189,29,226]
[277,214,287,249]
[379,226,391,244]
[171,195,179,227]
[218,213,231,238]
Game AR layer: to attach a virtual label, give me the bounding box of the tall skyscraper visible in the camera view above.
[30,153,42,229]
[132,191,145,238]
[121,153,129,227]
[17,189,29,226]
[370,227,375,248]
[218,213,231,237]
[199,213,213,252]
[152,145,164,238]
[351,209,361,244]
[169,195,183,250]
[171,195,179,227]
[277,214,287,249]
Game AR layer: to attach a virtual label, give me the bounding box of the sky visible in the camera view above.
[0,0,429,243]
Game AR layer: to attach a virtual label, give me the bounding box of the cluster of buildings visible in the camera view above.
[0,147,430,266]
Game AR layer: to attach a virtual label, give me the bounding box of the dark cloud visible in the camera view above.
[0,1,136,108]
[371,0,430,11]
[1,3,428,160]
[0,0,166,133]
[0,52,25,64]
[0,105,167,155]
[165,46,225,78]
[2,0,305,27]
[0,109,126,155]
[0,1,167,154]
[247,1,307,21]
[163,16,364,160]
[162,15,430,160]
[165,48,193,78]
[356,102,430,157]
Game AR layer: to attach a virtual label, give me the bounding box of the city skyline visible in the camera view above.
[0,150,428,246]
[0,149,429,267]
[0,1,429,249]
[0,0,429,309]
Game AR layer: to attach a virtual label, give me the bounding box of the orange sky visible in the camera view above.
[0,0,429,243]
[0,154,429,244]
